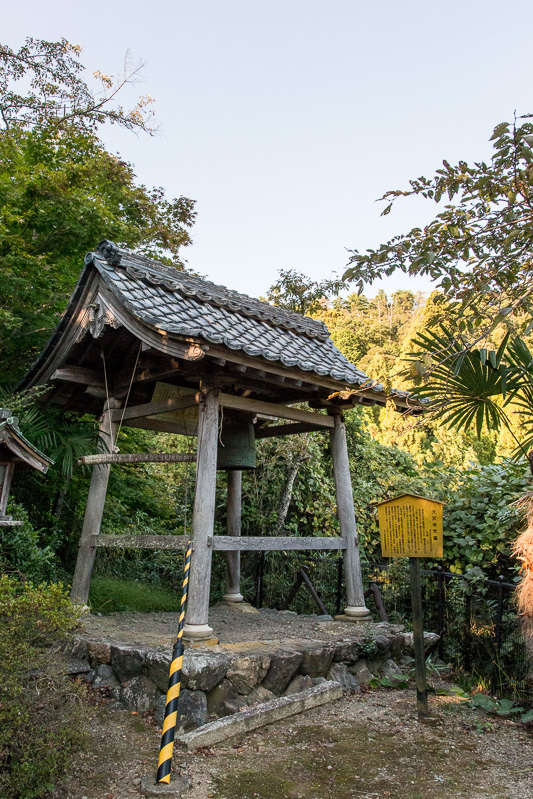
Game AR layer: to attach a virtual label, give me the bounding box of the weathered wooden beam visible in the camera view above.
[218,393,334,428]
[71,398,119,605]
[330,413,370,618]
[113,363,181,390]
[110,394,199,422]
[224,470,243,602]
[184,388,219,639]
[367,582,388,622]
[91,534,193,550]
[51,366,105,387]
[212,536,347,551]
[255,422,327,438]
[0,463,15,515]
[300,568,328,615]
[279,571,304,610]
[122,418,195,435]
[310,391,425,415]
[78,452,197,465]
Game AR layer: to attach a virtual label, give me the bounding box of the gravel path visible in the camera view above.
[53,684,532,799]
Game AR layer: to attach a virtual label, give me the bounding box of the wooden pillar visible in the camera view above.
[0,463,15,517]
[223,470,243,602]
[183,389,219,640]
[70,398,119,605]
[329,412,370,618]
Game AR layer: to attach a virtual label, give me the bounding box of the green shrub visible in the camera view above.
[0,577,86,798]
[1,503,57,581]
[438,460,530,577]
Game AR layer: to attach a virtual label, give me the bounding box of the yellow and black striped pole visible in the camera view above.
[156,540,192,784]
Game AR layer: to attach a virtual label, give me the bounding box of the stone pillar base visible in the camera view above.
[343,604,371,619]
[222,592,244,603]
[182,622,214,641]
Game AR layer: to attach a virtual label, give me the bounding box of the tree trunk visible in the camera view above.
[276,453,309,535]
[52,476,72,520]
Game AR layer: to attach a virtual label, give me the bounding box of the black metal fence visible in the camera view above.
[236,551,532,708]
[368,562,532,708]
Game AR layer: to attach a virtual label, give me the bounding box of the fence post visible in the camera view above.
[464,593,472,673]
[492,574,505,693]
[336,554,343,616]
[437,566,445,661]
[255,551,265,608]
[495,575,505,656]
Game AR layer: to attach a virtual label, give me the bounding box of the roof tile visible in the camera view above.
[88,242,375,389]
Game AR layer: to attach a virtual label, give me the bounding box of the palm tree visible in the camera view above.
[406,327,533,650]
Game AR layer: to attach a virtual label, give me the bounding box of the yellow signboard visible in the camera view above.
[377,494,443,558]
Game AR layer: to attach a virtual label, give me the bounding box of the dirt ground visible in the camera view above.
[52,684,532,799]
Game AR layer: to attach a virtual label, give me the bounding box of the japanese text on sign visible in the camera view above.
[377,495,443,558]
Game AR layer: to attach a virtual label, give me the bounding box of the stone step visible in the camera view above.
[178,680,343,750]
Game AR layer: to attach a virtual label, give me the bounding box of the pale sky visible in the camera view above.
[3,1,532,300]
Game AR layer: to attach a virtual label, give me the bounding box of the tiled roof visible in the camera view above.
[87,241,375,388]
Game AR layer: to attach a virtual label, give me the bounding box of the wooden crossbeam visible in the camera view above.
[211,536,347,551]
[78,452,197,465]
[218,393,334,428]
[110,394,199,422]
[255,422,327,438]
[91,535,193,550]
[90,534,346,551]
[51,366,105,387]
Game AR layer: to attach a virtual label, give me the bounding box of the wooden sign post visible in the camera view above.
[376,494,444,718]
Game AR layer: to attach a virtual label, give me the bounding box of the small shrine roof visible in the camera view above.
[0,410,53,473]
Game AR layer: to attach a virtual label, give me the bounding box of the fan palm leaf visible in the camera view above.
[0,386,98,477]
[405,327,529,457]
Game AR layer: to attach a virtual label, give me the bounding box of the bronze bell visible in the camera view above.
[217,411,256,470]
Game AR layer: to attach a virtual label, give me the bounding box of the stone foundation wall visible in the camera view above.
[66,621,439,735]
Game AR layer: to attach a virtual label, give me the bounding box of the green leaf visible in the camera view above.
[490,122,509,140]
[470,693,496,712]
[495,698,522,716]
